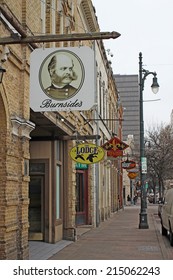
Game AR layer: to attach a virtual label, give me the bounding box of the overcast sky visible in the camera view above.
[92,0,173,130]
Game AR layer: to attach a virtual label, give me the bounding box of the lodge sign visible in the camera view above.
[70,143,105,164]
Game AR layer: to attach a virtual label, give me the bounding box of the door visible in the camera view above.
[75,170,88,225]
[29,176,44,240]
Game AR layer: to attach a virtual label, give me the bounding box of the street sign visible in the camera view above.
[141,157,147,174]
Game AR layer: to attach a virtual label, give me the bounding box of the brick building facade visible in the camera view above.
[0,0,122,259]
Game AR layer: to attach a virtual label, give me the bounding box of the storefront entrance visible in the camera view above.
[29,175,44,240]
[75,170,88,225]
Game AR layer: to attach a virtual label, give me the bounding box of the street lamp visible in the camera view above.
[138,52,159,229]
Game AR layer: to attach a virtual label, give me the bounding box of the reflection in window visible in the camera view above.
[30,162,45,173]
[76,173,84,212]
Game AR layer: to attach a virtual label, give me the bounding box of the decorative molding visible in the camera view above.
[20,120,35,139]
[11,117,22,136]
[11,116,35,139]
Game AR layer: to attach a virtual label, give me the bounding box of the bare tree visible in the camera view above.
[145,124,173,199]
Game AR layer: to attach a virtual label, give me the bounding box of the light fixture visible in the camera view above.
[151,76,159,94]
[0,65,6,83]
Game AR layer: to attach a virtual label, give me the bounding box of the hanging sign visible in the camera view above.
[102,136,129,158]
[127,172,138,179]
[107,149,123,158]
[70,143,105,164]
[102,136,129,151]
[75,163,88,169]
[122,160,136,169]
[30,47,95,112]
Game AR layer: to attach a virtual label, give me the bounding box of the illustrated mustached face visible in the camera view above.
[49,54,78,87]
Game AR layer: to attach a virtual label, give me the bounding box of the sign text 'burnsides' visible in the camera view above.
[40,99,83,109]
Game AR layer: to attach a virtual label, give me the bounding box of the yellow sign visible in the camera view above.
[70,143,105,164]
[127,172,138,179]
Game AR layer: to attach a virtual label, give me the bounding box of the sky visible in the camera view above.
[92,0,173,130]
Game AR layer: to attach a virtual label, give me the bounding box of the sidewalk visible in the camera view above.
[29,203,173,260]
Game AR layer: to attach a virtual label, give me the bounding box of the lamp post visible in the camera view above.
[138,52,159,229]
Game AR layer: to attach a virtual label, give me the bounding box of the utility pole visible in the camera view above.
[138,52,159,229]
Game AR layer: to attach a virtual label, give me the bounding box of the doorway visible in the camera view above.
[29,175,44,240]
[75,170,88,225]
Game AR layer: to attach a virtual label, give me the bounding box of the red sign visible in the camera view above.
[107,149,123,158]
[102,136,129,158]
[102,136,129,151]
[122,160,136,170]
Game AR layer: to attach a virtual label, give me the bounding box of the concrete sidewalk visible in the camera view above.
[48,204,173,260]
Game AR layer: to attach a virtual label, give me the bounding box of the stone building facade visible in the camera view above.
[0,0,122,259]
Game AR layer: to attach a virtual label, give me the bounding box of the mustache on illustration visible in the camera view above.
[63,71,78,80]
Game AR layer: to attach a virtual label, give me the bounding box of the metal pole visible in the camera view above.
[139,52,149,229]
[130,179,133,205]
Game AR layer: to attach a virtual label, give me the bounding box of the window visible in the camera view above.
[76,172,84,212]
[56,141,61,161]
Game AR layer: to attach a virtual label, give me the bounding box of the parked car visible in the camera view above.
[160,188,173,246]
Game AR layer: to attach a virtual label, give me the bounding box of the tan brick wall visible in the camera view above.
[0,0,33,260]
[0,0,23,22]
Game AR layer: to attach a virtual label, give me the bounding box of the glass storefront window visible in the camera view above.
[76,173,84,212]
[29,162,45,173]
[56,141,61,161]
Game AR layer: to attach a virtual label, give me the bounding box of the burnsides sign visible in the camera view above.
[70,143,105,164]
[30,47,95,112]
